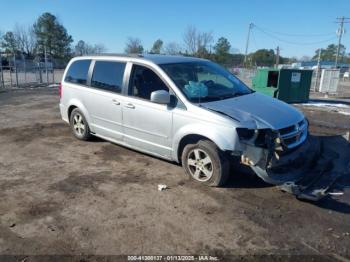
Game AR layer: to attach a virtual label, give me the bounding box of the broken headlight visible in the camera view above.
[236,128,256,140]
[237,128,278,148]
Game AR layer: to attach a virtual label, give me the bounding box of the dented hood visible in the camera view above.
[201,92,304,129]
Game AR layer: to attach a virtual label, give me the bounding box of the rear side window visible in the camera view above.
[65,59,91,85]
[91,61,126,93]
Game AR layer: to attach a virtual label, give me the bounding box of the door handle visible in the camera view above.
[125,103,135,109]
[112,99,120,105]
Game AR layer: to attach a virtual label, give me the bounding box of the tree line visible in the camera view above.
[124,26,297,67]
[125,25,350,67]
[124,27,245,67]
[1,13,349,68]
[0,12,106,67]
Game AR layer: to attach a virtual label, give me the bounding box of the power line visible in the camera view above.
[253,25,334,37]
[254,25,337,46]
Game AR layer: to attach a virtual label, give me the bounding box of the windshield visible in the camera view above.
[160,61,253,103]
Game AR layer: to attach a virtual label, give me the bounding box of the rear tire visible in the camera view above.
[69,108,92,141]
[181,140,229,187]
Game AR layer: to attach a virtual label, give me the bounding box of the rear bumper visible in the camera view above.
[59,103,69,123]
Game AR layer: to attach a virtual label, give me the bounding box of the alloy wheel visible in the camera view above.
[73,113,85,136]
[187,149,213,182]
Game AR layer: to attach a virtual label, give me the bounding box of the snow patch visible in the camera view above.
[301,102,349,109]
[300,102,350,116]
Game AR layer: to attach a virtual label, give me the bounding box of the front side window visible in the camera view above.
[65,59,91,85]
[160,61,253,103]
[91,61,126,93]
[128,65,168,101]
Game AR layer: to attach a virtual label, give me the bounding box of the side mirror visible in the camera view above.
[150,90,170,104]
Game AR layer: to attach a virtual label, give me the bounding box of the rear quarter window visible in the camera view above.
[65,59,91,85]
[91,61,126,93]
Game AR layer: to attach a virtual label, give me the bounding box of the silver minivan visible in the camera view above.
[60,55,309,187]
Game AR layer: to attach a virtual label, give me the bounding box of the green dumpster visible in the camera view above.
[252,68,312,103]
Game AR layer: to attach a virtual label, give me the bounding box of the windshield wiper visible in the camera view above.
[191,96,219,102]
[221,92,253,99]
[219,94,237,99]
[193,92,252,103]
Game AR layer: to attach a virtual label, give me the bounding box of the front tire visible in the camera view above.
[69,108,92,141]
[181,140,229,187]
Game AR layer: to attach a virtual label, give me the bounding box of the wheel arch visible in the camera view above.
[66,99,92,128]
[177,134,216,164]
[68,105,78,120]
[173,125,238,163]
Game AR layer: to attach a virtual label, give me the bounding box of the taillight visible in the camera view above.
[59,82,62,98]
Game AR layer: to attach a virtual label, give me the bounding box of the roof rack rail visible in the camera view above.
[82,53,144,58]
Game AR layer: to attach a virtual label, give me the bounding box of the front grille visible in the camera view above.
[278,119,308,149]
[283,136,298,145]
[279,125,296,136]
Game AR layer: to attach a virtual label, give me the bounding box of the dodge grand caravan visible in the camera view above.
[60,54,311,188]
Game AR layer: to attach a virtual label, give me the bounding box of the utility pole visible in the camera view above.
[44,44,49,83]
[0,52,3,88]
[313,48,322,92]
[244,23,254,66]
[335,17,350,68]
[14,53,18,87]
[275,46,280,68]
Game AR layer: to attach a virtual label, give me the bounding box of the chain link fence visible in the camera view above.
[1,58,349,99]
[0,65,64,88]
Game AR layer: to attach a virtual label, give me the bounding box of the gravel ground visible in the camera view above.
[0,88,349,260]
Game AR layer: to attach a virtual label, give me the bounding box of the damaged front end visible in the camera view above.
[237,119,344,201]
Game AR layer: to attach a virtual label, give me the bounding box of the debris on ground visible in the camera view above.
[345,131,350,142]
[328,192,345,196]
[158,184,168,191]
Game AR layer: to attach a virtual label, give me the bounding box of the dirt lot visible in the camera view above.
[0,88,350,260]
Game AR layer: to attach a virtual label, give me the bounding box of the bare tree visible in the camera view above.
[164,42,182,55]
[183,25,213,55]
[125,37,144,54]
[92,43,106,54]
[183,25,197,54]
[75,40,107,56]
[197,31,213,52]
[14,24,36,58]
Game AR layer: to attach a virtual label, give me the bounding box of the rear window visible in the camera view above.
[64,59,91,85]
[91,61,126,93]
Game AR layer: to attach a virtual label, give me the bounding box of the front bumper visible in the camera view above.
[242,135,345,201]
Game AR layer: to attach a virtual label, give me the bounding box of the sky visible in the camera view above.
[1,0,350,58]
